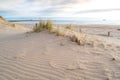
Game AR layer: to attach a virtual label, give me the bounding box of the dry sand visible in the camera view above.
[0,16,30,31]
[0,19,120,80]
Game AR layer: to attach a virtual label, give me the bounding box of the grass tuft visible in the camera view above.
[56,27,61,36]
[46,20,53,31]
[65,24,72,30]
[33,20,53,32]
[70,35,78,42]
[33,23,42,32]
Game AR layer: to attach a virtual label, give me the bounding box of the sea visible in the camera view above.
[7,17,120,25]
[11,20,120,25]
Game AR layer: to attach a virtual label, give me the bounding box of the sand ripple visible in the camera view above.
[0,31,120,80]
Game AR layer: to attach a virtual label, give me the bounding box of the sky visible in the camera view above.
[0,0,120,20]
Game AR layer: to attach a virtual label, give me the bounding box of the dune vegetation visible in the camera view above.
[33,20,107,47]
[33,20,53,32]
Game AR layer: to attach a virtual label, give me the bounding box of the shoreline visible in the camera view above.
[10,19,120,25]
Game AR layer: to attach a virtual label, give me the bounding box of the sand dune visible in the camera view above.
[52,25,120,47]
[0,16,30,30]
[0,24,120,80]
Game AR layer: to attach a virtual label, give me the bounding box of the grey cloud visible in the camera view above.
[77,8,120,14]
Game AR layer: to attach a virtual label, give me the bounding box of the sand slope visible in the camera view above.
[0,29,120,80]
[0,16,30,30]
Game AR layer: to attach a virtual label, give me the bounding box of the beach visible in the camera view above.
[0,18,120,80]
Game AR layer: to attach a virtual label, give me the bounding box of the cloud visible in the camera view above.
[1,0,120,20]
[0,0,90,18]
[77,8,120,14]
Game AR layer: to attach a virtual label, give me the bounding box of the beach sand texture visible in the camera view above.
[0,16,30,30]
[0,18,120,80]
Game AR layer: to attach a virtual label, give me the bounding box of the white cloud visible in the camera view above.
[0,0,120,20]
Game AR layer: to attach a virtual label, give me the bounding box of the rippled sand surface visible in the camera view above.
[0,28,120,80]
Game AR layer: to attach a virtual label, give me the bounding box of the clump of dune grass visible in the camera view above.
[33,20,53,32]
[70,35,78,42]
[70,34,87,46]
[39,20,46,30]
[56,27,61,36]
[65,24,72,30]
[77,38,86,46]
[46,20,53,31]
[33,23,42,32]
[70,35,86,46]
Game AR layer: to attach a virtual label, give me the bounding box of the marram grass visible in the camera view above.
[33,20,53,32]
